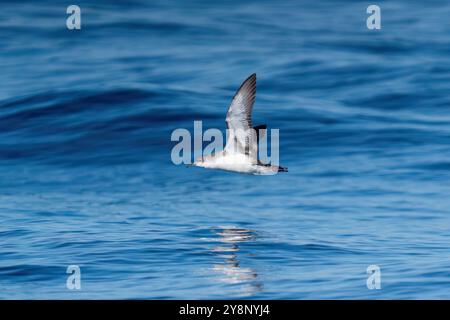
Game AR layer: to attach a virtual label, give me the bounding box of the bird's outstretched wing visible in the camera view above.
[224,73,258,161]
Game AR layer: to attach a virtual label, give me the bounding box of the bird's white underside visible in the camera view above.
[196,152,278,175]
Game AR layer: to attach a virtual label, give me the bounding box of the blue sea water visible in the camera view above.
[1,0,450,299]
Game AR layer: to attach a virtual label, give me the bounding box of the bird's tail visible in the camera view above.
[278,166,288,173]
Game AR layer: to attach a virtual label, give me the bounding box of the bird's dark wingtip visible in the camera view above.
[244,73,256,83]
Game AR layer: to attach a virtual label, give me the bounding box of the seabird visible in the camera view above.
[193,73,288,175]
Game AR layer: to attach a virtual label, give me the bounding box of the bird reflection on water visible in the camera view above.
[210,226,263,295]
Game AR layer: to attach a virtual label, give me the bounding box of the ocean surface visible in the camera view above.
[1,0,450,299]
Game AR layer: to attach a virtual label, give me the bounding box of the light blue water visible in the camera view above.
[1,0,450,299]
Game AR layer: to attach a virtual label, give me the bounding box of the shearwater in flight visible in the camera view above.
[192,73,288,175]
